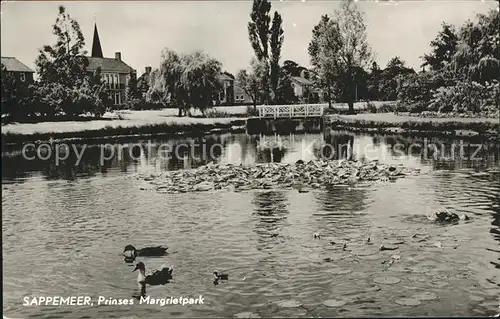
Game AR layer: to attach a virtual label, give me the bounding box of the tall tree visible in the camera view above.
[308,14,338,108]
[34,5,107,117]
[422,23,459,71]
[247,0,284,104]
[379,57,416,101]
[36,5,88,87]
[269,12,284,103]
[248,0,271,61]
[308,0,372,112]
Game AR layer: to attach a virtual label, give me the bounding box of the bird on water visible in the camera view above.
[123,245,168,262]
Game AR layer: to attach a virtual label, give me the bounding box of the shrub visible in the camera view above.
[204,109,231,118]
[428,80,498,114]
[366,101,377,113]
[378,103,395,113]
[126,98,164,111]
[246,105,259,117]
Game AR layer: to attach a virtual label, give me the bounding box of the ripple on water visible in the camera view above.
[394,298,422,306]
[328,268,353,276]
[275,300,302,308]
[322,299,348,308]
[373,276,401,285]
[412,292,438,301]
[234,312,262,318]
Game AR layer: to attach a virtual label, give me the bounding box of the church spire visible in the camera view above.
[91,23,103,58]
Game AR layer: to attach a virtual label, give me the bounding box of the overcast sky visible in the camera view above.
[1,1,496,75]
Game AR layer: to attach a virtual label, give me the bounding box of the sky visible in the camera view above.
[1,1,497,76]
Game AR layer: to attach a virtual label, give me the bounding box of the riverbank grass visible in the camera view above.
[326,113,499,138]
[2,115,246,145]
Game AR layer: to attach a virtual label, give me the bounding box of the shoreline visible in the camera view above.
[2,112,499,146]
[325,113,499,141]
[1,117,247,146]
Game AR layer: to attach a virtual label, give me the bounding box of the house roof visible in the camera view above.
[87,57,134,73]
[291,76,313,86]
[1,57,34,73]
[219,73,234,82]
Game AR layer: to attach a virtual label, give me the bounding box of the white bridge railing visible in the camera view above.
[256,104,327,119]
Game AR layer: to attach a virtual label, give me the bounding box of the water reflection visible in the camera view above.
[2,131,500,318]
[3,132,500,183]
[321,130,355,160]
[252,191,289,250]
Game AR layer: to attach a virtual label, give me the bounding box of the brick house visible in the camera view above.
[1,57,35,86]
[233,84,254,105]
[86,23,135,107]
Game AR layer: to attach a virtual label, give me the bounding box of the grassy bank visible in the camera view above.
[326,113,499,140]
[0,102,386,144]
[2,116,247,146]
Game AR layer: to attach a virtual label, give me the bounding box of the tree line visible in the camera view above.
[238,0,499,115]
[398,6,499,114]
[1,6,115,122]
[2,1,498,122]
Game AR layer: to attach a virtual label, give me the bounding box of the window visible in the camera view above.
[114,74,119,89]
[114,92,121,105]
[20,73,26,82]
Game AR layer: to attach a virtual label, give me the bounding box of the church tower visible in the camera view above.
[91,23,103,58]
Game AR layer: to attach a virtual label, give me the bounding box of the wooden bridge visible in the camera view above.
[247,104,326,135]
[256,104,327,119]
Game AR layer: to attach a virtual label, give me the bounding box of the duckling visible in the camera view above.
[133,262,173,286]
[123,245,168,262]
[342,243,347,251]
[313,232,321,239]
[213,271,229,281]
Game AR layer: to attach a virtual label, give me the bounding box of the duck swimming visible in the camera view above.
[213,271,229,281]
[123,245,168,262]
[133,262,174,286]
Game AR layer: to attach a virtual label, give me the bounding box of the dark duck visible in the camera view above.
[213,270,229,285]
[133,262,174,286]
[123,245,168,262]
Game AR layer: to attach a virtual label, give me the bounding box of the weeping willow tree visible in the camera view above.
[399,6,499,114]
[452,9,500,83]
[146,49,222,117]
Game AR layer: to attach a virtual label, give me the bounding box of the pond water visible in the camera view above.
[2,130,500,318]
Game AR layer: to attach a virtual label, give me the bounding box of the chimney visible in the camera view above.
[115,52,121,61]
[145,66,152,74]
